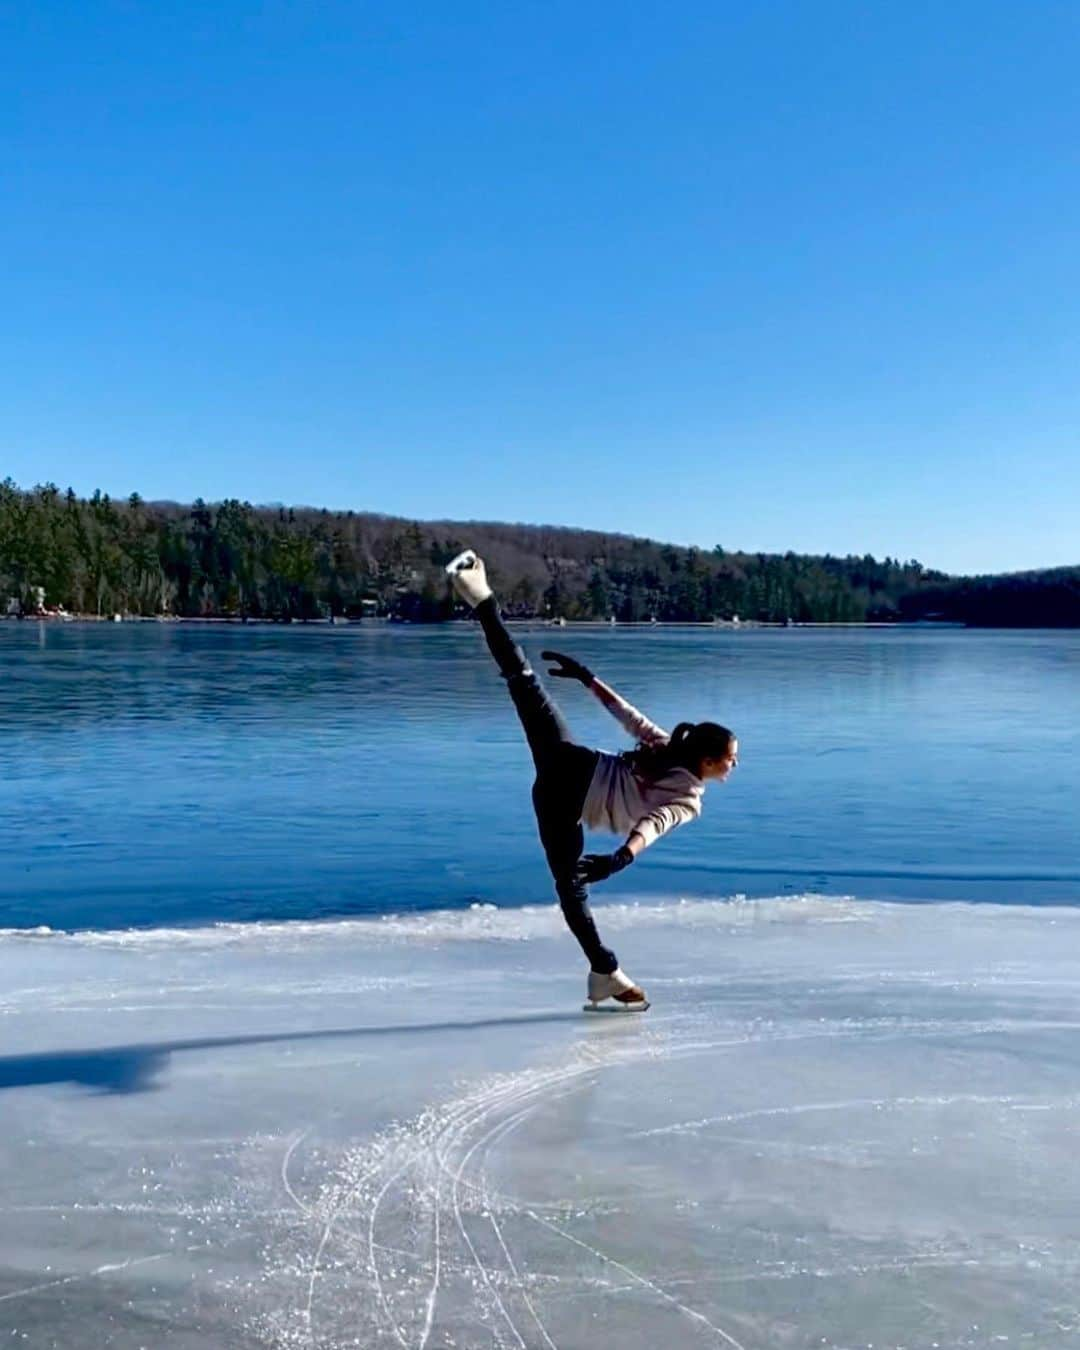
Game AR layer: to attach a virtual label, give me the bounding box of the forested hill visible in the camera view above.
[1,481,1077,625]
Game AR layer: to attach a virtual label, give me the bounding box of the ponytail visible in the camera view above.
[668,722,696,751]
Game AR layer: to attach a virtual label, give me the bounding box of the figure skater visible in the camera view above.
[446,550,738,1011]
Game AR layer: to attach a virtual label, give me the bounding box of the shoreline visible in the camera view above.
[6,891,1080,944]
[2,613,969,629]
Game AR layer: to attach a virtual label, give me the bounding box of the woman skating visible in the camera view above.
[446,550,738,1011]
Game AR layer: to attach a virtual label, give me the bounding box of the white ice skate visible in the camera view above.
[584,968,650,1013]
[445,549,493,608]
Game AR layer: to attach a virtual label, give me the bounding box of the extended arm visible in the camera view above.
[575,800,700,883]
[587,676,669,748]
[539,650,669,747]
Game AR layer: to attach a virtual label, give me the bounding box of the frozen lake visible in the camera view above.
[4,897,1080,1348]
[4,623,1079,1344]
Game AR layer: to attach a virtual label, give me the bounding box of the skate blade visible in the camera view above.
[583,1000,650,1013]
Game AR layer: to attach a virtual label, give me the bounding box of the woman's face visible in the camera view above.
[701,737,738,781]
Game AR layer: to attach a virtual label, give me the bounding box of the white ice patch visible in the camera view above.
[0,892,878,952]
[6,899,1080,1347]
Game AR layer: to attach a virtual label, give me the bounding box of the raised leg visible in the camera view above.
[475,597,573,772]
[448,552,616,972]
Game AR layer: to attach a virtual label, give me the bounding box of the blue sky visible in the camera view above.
[3,1,1078,575]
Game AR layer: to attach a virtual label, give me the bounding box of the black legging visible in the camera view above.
[476,598,618,974]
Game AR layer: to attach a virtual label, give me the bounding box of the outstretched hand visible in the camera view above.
[575,847,634,885]
[541,650,593,685]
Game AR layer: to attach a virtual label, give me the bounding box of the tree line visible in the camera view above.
[1,479,1075,625]
[897,568,1080,627]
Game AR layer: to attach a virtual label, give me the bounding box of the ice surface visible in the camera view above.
[3,895,1080,1348]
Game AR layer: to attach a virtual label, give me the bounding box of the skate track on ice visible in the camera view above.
[256,1029,754,1350]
